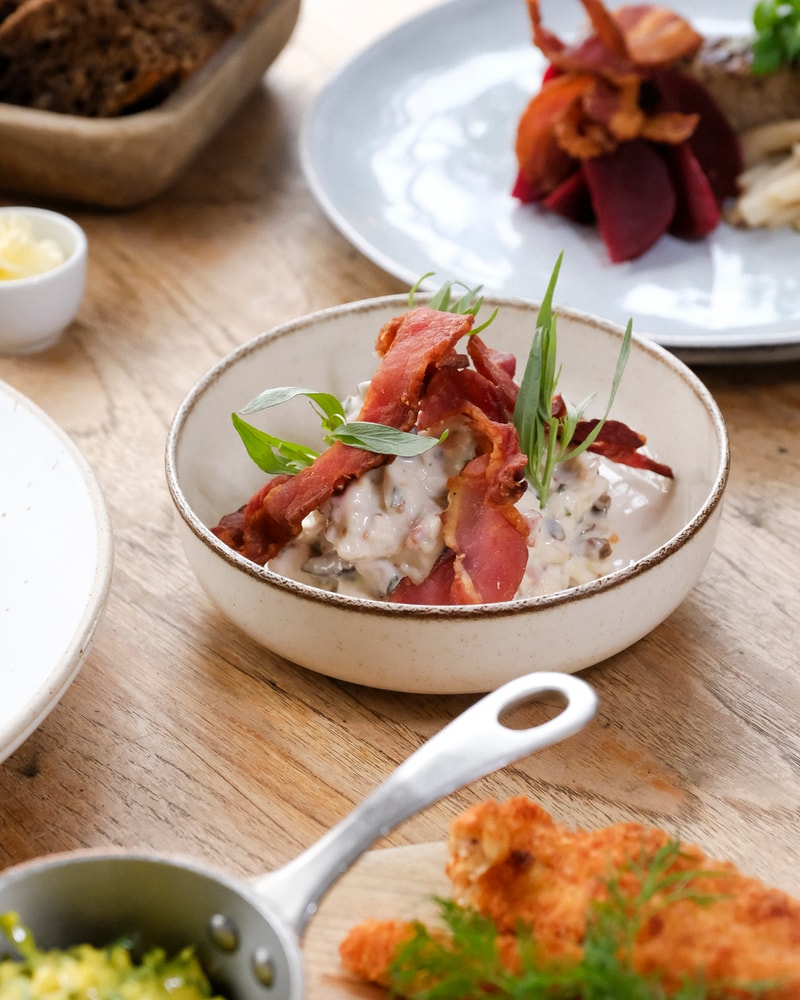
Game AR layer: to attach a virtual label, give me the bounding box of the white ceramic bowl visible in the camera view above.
[166,296,729,694]
[0,206,87,354]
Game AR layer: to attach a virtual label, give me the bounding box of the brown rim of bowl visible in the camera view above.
[165,294,730,621]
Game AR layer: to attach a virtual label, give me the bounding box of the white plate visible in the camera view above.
[0,381,113,762]
[301,0,800,364]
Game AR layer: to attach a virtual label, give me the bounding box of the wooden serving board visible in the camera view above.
[303,843,449,999]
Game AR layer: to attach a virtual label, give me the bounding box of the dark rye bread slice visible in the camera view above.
[0,0,27,26]
[0,0,243,116]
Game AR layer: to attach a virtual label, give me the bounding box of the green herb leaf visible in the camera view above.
[231,412,319,475]
[0,911,36,961]
[240,386,347,434]
[231,390,445,476]
[409,274,498,334]
[330,421,447,456]
[513,251,633,509]
[512,251,563,509]
[751,0,800,73]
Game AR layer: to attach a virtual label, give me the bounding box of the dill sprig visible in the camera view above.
[386,841,772,1000]
[512,251,632,509]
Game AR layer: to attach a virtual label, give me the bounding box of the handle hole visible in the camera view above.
[499,689,568,731]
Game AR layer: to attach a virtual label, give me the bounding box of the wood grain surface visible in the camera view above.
[0,1,798,982]
[304,843,448,999]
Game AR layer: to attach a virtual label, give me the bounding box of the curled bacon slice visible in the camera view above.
[529,0,702,80]
[392,369,530,605]
[516,0,703,192]
[553,397,674,479]
[577,419,674,478]
[441,424,530,605]
[467,335,519,415]
[212,307,475,565]
[515,72,596,195]
[615,5,704,68]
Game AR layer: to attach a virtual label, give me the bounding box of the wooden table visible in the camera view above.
[1,0,799,992]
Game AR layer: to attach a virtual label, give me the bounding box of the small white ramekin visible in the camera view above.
[0,206,88,355]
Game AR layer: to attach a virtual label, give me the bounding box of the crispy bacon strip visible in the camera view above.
[391,369,529,605]
[530,0,633,79]
[552,396,674,479]
[515,72,595,193]
[389,550,458,606]
[529,0,701,79]
[413,366,509,427]
[616,5,703,68]
[443,434,530,604]
[212,307,474,565]
[517,1,702,192]
[467,335,519,415]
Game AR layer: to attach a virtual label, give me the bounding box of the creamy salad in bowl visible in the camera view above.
[269,423,671,603]
[211,258,673,607]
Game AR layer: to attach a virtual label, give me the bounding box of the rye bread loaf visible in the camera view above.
[0,0,265,116]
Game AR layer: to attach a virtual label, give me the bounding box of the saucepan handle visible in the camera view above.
[252,671,597,936]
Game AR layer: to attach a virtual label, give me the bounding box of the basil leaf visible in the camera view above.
[240,387,346,431]
[330,421,446,456]
[231,412,318,475]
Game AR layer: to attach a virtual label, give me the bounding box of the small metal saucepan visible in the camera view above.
[0,672,597,998]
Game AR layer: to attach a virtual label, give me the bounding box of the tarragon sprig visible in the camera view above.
[513,251,632,509]
[410,273,499,333]
[231,387,445,476]
[232,264,632,499]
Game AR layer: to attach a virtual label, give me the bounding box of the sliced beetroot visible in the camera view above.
[542,167,595,223]
[581,139,676,263]
[652,70,743,202]
[663,141,720,238]
[512,169,542,203]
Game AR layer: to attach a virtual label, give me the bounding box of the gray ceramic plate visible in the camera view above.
[301,0,800,363]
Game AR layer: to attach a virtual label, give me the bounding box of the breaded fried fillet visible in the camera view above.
[340,797,800,997]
